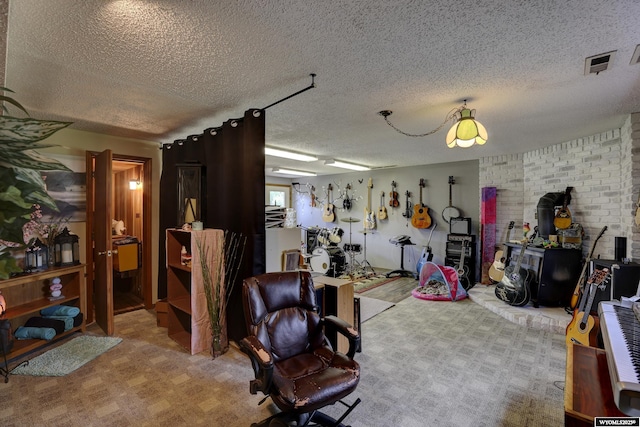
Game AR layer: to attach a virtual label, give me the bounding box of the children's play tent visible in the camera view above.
[412,261,467,301]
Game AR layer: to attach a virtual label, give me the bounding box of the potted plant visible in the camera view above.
[0,88,72,279]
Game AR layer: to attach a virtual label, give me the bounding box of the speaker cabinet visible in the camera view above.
[589,259,640,313]
[445,236,476,288]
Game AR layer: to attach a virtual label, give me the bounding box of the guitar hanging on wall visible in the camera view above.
[411,179,432,229]
[402,190,412,225]
[554,186,573,229]
[389,181,400,208]
[442,176,462,224]
[378,191,388,220]
[364,178,376,230]
[343,183,352,211]
[322,183,335,223]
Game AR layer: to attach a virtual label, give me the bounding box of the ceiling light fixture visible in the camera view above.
[272,167,317,177]
[378,100,487,148]
[324,159,370,171]
[265,147,318,162]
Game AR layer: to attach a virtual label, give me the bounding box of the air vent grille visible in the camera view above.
[584,51,617,75]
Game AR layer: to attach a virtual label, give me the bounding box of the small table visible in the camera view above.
[313,275,355,354]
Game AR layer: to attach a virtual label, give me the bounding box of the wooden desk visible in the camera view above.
[564,343,625,426]
[313,275,355,354]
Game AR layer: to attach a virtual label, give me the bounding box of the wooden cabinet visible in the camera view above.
[0,264,86,361]
[166,228,223,355]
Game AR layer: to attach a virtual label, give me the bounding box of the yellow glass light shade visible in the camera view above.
[446,108,488,148]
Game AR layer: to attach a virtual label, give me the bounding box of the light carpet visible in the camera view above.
[356,295,395,323]
[11,335,123,377]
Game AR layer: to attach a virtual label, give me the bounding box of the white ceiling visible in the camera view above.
[6,0,640,177]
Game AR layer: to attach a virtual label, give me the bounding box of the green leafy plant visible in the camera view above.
[0,88,72,279]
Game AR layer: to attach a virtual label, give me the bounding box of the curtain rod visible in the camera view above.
[262,73,316,110]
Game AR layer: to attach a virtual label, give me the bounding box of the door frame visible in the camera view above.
[85,152,153,327]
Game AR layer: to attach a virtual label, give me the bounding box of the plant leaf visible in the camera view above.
[0,116,71,143]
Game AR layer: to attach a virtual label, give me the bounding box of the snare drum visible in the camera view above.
[328,227,344,245]
[310,247,346,277]
[343,243,362,253]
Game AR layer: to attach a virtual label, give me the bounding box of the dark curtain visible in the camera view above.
[158,109,266,342]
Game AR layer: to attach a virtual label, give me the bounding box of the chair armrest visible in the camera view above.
[323,315,360,359]
[239,336,273,395]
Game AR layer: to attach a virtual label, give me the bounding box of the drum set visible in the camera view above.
[306,217,374,278]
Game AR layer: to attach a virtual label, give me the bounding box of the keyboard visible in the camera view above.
[598,301,640,416]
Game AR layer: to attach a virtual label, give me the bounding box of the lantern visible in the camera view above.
[54,227,80,267]
[25,238,49,272]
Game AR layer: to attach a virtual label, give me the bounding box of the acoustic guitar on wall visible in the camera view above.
[377,191,388,220]
[389,181,400,208]
[554,186,573,229]
[565,268,611,347]
[322,183,335,223]
[411,178,432,229]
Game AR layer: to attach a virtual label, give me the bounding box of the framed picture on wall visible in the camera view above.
[177,164,204,225]
[265,183,291,208]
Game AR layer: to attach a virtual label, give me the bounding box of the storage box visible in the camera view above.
[156,299,168,328]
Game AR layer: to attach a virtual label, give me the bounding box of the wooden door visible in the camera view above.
[94,149,114,335]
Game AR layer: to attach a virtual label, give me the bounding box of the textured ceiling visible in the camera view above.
[5,0,640,176]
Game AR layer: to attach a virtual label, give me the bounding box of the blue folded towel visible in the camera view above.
[14,326,56,341]
[42,315,74,331]
[40,305,80,317]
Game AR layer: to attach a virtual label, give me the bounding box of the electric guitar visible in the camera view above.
[488,221,515,283]
[402,191,412,222]
[565,268,611,346]
[343,183,352,211]
[364,178,376,230]
[554,186,573,230]
[411,179,432,229]
[495,240,531,307]
[322,183,335,223]
[568,225,607,310]
[389,181,400,208]
[457,239,471,290]
[310,185,316,208]
[377,191,388,220]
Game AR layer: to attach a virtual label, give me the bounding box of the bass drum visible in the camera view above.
[310,247,346,277]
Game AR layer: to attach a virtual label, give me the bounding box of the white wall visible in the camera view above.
[292,160,479,273]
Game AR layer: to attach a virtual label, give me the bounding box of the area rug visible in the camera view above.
[353,274,401,293]
[11,335,123,377]
[356,295,395,323]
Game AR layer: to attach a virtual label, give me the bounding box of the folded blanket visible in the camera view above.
[25,317,66,335]
[40,305,80,317]
[73,312,84,328]
[42,315,74,331]
[14,326,56,341]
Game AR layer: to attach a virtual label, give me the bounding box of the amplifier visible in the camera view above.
[450,217,472,235]
[447,234,475,243]
[589,259,640,312]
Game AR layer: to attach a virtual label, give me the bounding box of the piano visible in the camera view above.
[598,301,640,416]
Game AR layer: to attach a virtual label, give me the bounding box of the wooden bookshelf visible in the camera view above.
[0,264,86,361]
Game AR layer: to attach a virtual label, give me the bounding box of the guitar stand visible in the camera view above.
[386,239,417,279]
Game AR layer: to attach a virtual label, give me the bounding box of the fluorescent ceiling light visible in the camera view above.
[265,147,318,162]
[272,167,317,177]
[324,159,370,171]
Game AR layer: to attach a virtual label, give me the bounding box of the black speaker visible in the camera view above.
[588,259,640,313]
[615,237,627,261]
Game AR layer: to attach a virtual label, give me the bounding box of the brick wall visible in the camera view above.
[480,113,640,262]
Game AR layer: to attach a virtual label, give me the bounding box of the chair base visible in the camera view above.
[252,398,361,427]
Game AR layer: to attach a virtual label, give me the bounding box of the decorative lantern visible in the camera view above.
[25,238,49,272]
[54,227,80,267]
[0,291,6,317]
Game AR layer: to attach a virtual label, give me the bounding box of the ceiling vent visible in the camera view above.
[631,45,640,65]
[584,51,616,75]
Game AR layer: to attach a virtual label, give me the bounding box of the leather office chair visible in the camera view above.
[240,271,361,427]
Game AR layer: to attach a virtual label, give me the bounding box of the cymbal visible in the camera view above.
[341,217,361,223]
